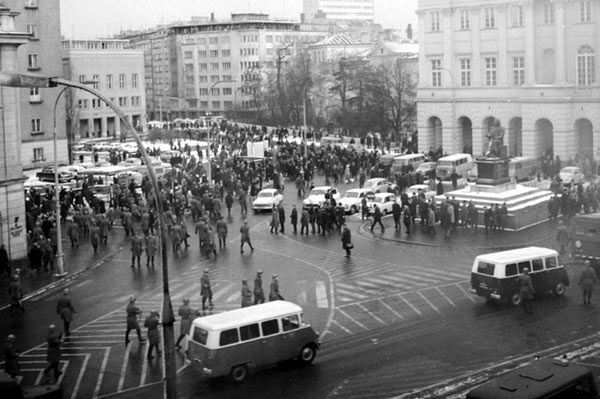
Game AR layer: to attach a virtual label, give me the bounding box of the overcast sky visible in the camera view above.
[60,0,418,38]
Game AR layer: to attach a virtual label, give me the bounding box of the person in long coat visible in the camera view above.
[290,205,298,234]
[175,299,193,348]
[216,217,228,250]
[144,311,161,360]
[131,233,143,268]
[43,325,62,383]
[517,268,535,314]
[278,205,286,233]
[579,260,598,305]
[89,222,100,254]
[556,221,571,256]
[200,270,213,311]
[125,297,144,344]
[253,270,265,304]
[3,334,20,378]
[56,288,76,336]
[270,208,280,234]
[145,234,157,268]
[66,218,79,248]
[241,279,253,307]
[269,275,283,301]
[341,224,352,257]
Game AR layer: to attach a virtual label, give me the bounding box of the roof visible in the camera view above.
[345,188,374,193]
[313,186,333,190]
[192,301,303,331]
[439,153,472,161]
[476,247,557,264]
[313,34,361,47]
[394,154,424,159]
[258,188,279,194]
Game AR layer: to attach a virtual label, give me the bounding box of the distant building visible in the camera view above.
[303,0,375,23]
[417,0,600,160]
[62,39,146,144]
[366,41,419,70]
[309,34,372,65]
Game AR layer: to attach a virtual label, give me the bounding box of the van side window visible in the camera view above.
[192,327,208,345]
[532,259,544,272]
[518,261,531,273]
[505,263,518,276]
[282,315,300,331]
[239,324,260,341]
[261,319,279,336]
[219,328,239,346]
[545,257,558,269]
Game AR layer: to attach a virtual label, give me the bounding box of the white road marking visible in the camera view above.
[296,281,307,304]
[417,291,440,313]
[435,287,456,307]
[70,354,90,399]
[380,274,428,286]
[140,343,149,386]
[398,294,422,316]
[456,282,477,303]
[336,307,368,330]
[409,268,468,280]
[335,288,369,300]
[394,272,439,284]
[331,319,353,334]
[316,280,328,308]
[356,303,386,325]
[225,291,241,303]
[172,283,201,301]
[212,283,236,301]
[117,342,132,391]
[377,298,405,320]
[93,348,111,398]
[365,276,415,290]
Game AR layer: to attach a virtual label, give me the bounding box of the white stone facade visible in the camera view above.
[416,0,600,162]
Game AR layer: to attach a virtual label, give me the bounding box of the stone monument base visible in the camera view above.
[476,157,510,185]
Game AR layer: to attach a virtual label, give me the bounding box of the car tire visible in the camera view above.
[510,293,522,307]
[230,364,248,383]
[298,344,317,364]
[553,282,566,297]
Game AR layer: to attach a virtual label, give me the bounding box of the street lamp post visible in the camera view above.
[302,82,309,158]
[206,79,235,183]
[0,72,178,399]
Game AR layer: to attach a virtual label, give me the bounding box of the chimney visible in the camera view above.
[406,24,413,40]
[210,12,215,22]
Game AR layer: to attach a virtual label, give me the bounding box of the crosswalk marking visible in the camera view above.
[382,274,428,286]
[316,281,328,308]
[336,307,369,330]
[410,268,468,280]
[118,342,133,391]
[377,299,405,320]
[71,353,91,399]
[417,291,440,313]
[394,271,439,284]
[407,269,464,282]
[398,294,422,316]
[212,283,236,301]
[171,283,201,301]
[435,287,456,307]
[336,288,369,301]
[331,319,353,334]
[225,291,240,303]
[356,303,386,325]
[93,348,110,398]
[455,282,477,303]
[365,276,419,290]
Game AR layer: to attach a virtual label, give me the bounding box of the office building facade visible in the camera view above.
[303,0,375,22]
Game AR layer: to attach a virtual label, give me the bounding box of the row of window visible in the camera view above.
[187,100,233,109]
[196,75,233,83]
[185,87,233,96]
[429,1,594,32]
[190,62,232,71]
[431,46,595,87]
[189,49,232,58]
[78,74,139,90]
[77,96,141,109]
[210,315,301,347]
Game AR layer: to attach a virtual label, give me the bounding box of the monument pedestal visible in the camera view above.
[476,157,510,185]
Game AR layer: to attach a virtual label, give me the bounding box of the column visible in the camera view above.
[101,117,107,138]
[470,6,482,86]
[555,0,567,84]
[524,0,536,85]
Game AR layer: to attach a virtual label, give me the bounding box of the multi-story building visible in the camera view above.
[309,34,372,65]
[62,39,146,143]
[417,0,600,161]
[303,0,375,22]
[121,13,329,120]
[4,0,67,170]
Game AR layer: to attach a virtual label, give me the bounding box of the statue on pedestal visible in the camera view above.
[485,119,505,158]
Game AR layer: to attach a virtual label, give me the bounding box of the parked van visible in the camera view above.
[470,247,569,306]
[391,153,426,174]
[436,153,474,180]
[186,301,320,382]
[572,213,600,262]
[508,156,538,181]
[467,357,599,399]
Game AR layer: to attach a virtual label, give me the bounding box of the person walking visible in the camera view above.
[370,204,385,233]
[42,325,62,383]
[361,196,369,220]
[201,269,213,311]
[225,191,233,216]
[392,202,402,231]
[175,299,193,349]
[216,216,228,250]
[556,221,571,257]
[4,334,20,379]
[8,274,24,316]
[278,205,286,234]
[290,205,298,234]
[66,218,79,248]
[89,222,100,254]
[579,260,598,305]
[269,274,284,301]
[300,208,309,235]
[427,206,437,235]
[240,219,254,254]
[130,233,143,268]
[253,270,265,304]
[517,268,535,314]
[56,289,76,337]
[144,311,161,360]
[241,279,253,307]
[403,205,412,234]
[125,297,145,345]
[341,224,353,257]
[270,208,279,234]
[145,233,157,268]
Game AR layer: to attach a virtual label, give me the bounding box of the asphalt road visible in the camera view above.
[1,178,595,399]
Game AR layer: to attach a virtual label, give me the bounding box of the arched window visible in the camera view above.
[577,46,595,86]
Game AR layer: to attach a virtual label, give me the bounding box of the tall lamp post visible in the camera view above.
[435,66,457,153]
[205,79,235,183]
[302,80,310,158]
[0,71,177,398]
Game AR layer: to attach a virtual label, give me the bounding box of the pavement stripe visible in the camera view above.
[316,280,329,308]
[377,298,405,320]
[70,354,90,399]
[118,342,133,391]
[407,269,466,281]
[455,282,477,303]
[331,319,353,334]
[410,268,469,280]
[335,288,369,300]
[356,303,386,325]
[434,287,456,307]
[93,348,111,398]
[365,276,415,290]
[225,291,240,303]
[212,283,236,301]
[417,291,440,313]
[336,308,369,331]
[393,272,439,284]
[382,274,429,286]
[398,294,422,316]
[171,283,201,301]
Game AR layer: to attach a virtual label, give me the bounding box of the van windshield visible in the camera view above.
[192,327,208,345]
[477,262,495,275]
[438,161,455,167]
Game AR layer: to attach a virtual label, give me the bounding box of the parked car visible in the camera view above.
[363,178,398,194]
[406,184,436,202]
[302,186,341,209]
[367,193,398,215]
[339,188,375,214]
[36,166,75,182]
[559,166,584,186]
[252,188,283,212]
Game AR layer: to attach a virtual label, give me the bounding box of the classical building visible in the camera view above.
[303,0,375,22]
[62,39,146,143]
[121,13,329,120]
[416,0,600,161]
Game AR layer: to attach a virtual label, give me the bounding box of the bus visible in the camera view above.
[572,213,600,262]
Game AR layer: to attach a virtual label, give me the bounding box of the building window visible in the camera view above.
[27,53,39,70]
[580,1,592,23]
[211,101,220,109]
[223,87,232,95]
[459,9,470,30]
[210,75,219,83]
[198,50,207,58]
[430,11,440,32]
[185,88,195,97]
[199,88,208,96]
[199,101,208,108]
[25,0,37,8]
[577,45,595,86]
[209,37,218,44]
[199,75,208,83]
[118,97,127,107]
[184,51,193,59]
[484,57,497,86]
[211,88,220,96]
[221,49,230,57]
[513,56,525,86]
[26,23,38,39]
[211,62,219,70]
[106,74,112,89]
[79,75,86,83]
[460,58,471,86]
[483,7,495,29]
[543,2,554,24]
[29,87,41,103]
[33,148,44,162]
[210,50,219,58]
[222,62,231,70]
[224,100,233,109]
[132,73,138,88]
[510,5,524,27]
[92,74,99,89]
[31,118,41,133]
[119,73,126,89]
[184,63,193,72]
[222,75,232,81]
[199,63,207,70]
[266,35,273,43]
[431,59,442,87]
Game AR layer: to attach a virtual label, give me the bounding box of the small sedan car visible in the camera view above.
[363,178,398,194]
[559,166,584,186]
[303,186,341,209]
[367,193,398,215]
[339,188,375,214]
[36,166,75,182]
[252,188,283,212]
[406,184,436,202]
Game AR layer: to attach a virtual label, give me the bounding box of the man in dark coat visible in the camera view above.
[370,204,385,232]
[144,311,161,360]
[517,268,535,314]
[278,205,286,233]
[300,208,309,235]
[175,299,193,349]
[8,274,24,316]
[254,270,265,304]
[43,325,62,383]
[201,269,213,311]
[125,297,145,344]
[3,334,20,378]
[341,224,352,257]
[290,205,298,234]
[579,260,598,305]
[56,289,76,336]
[269,274,283,301]
[216,217,228,250]
[403,205,412,234]
[436,179,444,196]
[241,279,253,307]
[131,233,143,268]
[392,202,402,230]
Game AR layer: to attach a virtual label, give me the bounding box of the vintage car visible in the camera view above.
[363,178,398,194]
[339,188,375,214]
[252,188,283,212]
[367,193,398,215]
[302,186,341,209]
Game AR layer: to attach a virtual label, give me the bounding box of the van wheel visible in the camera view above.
[298,344,317,364]
[554,282,566,297]
[230,364,248,383]
[510,293,522,307]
